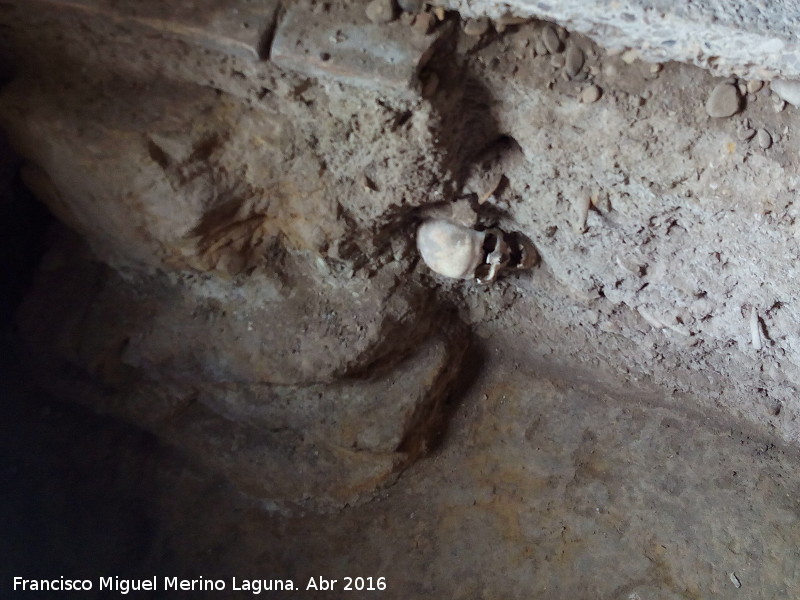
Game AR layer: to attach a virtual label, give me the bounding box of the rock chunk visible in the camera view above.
[705,83,742,118]
[542,24,563,54]
[580,84,601,103]
[366,0,396,24]
[757,128,772,149]
[564,44,585,77]
[272,3,451,94]
[770,78,800,107]
[463,17,490,37]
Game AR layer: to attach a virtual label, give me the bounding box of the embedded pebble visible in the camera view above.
[773,96,786,112]
[580,85,601,103]
[705,83,742,118]
[757,129,772,149]
[366,0,396,23]
[397,0,423,12]
[463,17,490,36]
[747,80,764,94]
[650,63,662,74]
[729,573,742,589]
[770,78,800,107]
[621,49,639,64]
[550,54,565,68]
[542,25,563,54]
[737,127,756,141]
[495,14,529,27]
[564,45,585,77]
[494,14,528,33]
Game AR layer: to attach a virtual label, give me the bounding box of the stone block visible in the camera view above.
[271,4,452,94]
[23,0,280,59]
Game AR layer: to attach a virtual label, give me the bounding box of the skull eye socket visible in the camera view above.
[474,263,493,282]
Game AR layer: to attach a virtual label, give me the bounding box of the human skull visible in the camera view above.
[417,219,527,284]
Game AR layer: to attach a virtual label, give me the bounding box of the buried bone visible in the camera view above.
[416,219,538,284]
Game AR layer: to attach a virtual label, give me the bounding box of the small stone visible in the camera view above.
[747,80,764,94]
[366,0,396,24]
[757,129,772,149]
[541,25,562,54]
[650,63,662,74]
[621,49,639,64]
[495,14,529,28]
[564,44,585,77]
[737,82,747,96]
[534,37,548,56]
[737,127,756,141]
[580,85,601,103]
[773,96,786,112]
[729,572,742,589]
[770,78,800,106]
[433,6,446,20]
[397,0,423,12]
[705,83,742,118]
[550,54,565,68]
[463,17,490,36]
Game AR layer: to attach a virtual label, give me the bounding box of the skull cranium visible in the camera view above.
[416,219,536,284]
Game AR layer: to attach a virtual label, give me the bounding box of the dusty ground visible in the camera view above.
[4,335,800,598]
[3,2,800,598]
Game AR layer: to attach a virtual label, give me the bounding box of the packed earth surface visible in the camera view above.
[2,1,800,598]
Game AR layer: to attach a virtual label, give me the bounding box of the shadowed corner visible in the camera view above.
[0,131,163,594]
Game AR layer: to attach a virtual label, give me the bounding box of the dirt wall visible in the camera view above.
[3,0,800,511]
